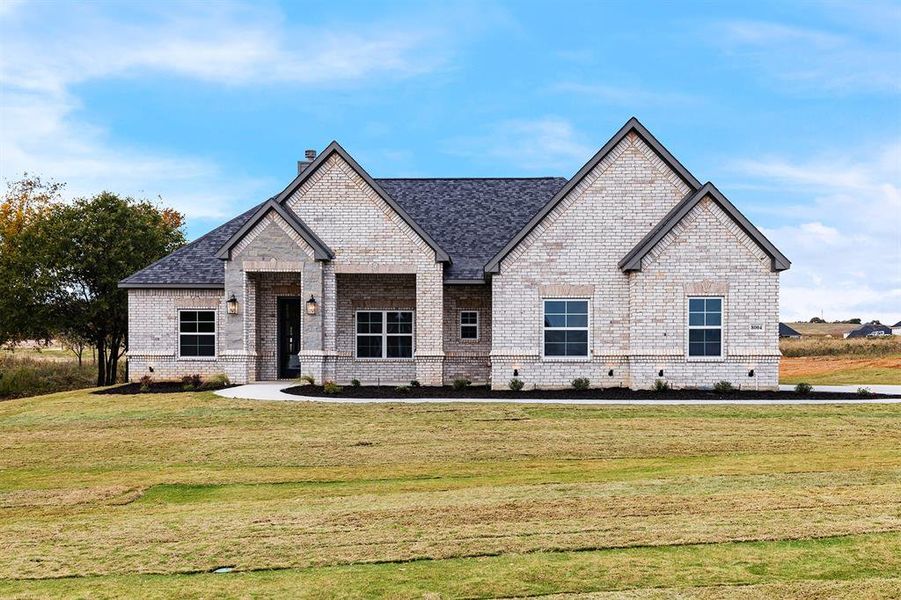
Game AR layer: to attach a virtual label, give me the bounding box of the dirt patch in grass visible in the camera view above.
[284,384,898,400]
[781,356,901,385]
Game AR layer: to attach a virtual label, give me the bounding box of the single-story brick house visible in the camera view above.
[120,118,790,390]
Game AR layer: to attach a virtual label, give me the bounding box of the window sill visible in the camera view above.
[353,357,416,362]
[686,356,726,363]
[540,357,591,363]
[177,356,218,361]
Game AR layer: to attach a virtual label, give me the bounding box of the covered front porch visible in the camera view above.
[236,266,444,385]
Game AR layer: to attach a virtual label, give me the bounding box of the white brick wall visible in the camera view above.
[490,133,781,390]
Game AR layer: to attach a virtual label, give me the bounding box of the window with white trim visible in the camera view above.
[688,297,722,357]
[543,299,588,357]
[179,310,216,357]
[356,311,414,358]
[460,310,479,340]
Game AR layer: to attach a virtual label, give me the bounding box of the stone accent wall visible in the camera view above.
[443,284,492,384]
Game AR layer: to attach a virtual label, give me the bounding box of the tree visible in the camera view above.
[1,186,185,385]
[809,317,826,323]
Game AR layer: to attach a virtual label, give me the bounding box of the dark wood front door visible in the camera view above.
[277,297,301,379]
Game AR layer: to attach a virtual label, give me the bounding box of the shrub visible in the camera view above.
[410,379,421,388]
[201,373,230,389]
[351,378,361,388]
[857,387,873,397]
[394,384,411,394]
[452,377,471,391]
[138,374,153,392]
[508,378,524,391]
[323,381,342,394]
[571,377,590,390]
[653,379,670,393]
[0,354,96,400]
[298,374,315,386]
[713,380,734,393]
[794,382,813,395]
[181,374,202,391]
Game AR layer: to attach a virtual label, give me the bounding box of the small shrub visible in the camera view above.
[410,379,421,388]
[351,378,361,388]
[323,381,342,394]
[394,384,411,394]
[452,377,471,391]
[794,382,813,395]
[857,387,873,397]
[713,380,734,393]
[138,374,153,392]
[653,379,670,393]
[571,377,590,390]
[298,374,315,386]
[508,378,524,391]
[201,373,230,389]
[181,374,202,391]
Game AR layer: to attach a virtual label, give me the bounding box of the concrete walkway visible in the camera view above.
[216,383,901,405]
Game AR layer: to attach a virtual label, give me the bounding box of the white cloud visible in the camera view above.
[445,117,594,172]
[731,143,901,324]
[0,1,457,227]
[710,19,901,94]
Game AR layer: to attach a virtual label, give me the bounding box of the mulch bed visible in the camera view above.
[283,384,897,401]
[94,382,234,395]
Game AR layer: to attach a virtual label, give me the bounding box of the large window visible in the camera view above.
[543,299,589,358]
[688,297,722,357]
[179,310,216,357]
[356,311,414,359]
[460,310,479,340]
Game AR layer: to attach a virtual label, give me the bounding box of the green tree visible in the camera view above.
[1,186,185,385]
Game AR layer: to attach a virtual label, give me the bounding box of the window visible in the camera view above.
[543,299,589,358]
[688,297,722,357]
[356,311,414,359]
[179,310,216,357]
[460,311,479,340]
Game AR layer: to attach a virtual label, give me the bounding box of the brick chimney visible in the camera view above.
[297,149,317,174]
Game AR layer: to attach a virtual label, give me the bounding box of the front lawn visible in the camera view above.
[1,390,899,598]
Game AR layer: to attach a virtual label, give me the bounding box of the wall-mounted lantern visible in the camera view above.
[306,295,318,316]
[226,294,239,315]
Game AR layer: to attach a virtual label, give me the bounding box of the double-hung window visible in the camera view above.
[356,311,414,359]
[688,297,723,358]
[543,299,589,358]
[460,311,479,340]
[179,310,216,357]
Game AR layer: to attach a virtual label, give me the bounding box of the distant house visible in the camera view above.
[778,323,801,339]
[892,321,901,336]
[844,324,892,339]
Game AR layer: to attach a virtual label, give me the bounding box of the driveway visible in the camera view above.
[216,383,901,405]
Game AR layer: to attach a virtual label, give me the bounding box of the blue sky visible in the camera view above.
[1,0,899,322]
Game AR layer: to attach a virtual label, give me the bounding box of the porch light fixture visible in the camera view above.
[306,295,318,316]
[226,294,239,315]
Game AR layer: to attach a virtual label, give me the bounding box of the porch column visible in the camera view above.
[221,263,257,383]
[300,261,326,382]
[415,266,445,386]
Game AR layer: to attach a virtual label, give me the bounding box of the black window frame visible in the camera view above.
[178,309,216,358]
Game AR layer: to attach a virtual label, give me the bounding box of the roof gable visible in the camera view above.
[275,141,450,263]
[619,182,790,272]
[484,117,701,274]
[214,199,334,261]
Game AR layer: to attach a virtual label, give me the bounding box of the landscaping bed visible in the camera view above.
[283,384,898,400]
[94,381,234,395]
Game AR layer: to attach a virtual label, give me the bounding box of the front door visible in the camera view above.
[277,297,301,379]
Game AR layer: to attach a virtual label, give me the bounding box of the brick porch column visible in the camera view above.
[415,265,444,386]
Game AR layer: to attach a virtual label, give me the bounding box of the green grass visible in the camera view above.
[1,390,899,598]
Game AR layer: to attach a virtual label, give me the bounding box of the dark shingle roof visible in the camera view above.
[778,322,801,337]
[120,178,567,287]
[377,178,567,279]
[845,324,892,338]
[120,201,267,287]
